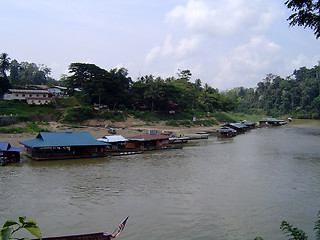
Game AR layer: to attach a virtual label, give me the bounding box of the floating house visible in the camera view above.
[240,121,256,129]
[223,123,248,133]
[97,135,128,150]
[216,126,237,138]
[0,142,24,166]
[126,134,170,150]
[258,118,287,126]
[20,132,110,160]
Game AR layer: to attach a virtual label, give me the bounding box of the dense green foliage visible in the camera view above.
[99,111,127,122]
[64,65,239,113]
[255,211,320,240]
[0,216,42,240]
[63,106,94,122]
[55,97,80,108]
[64,63,132,107]
[285,0,320,39]
[7,59,59,88]
[0,101,58,116]
[235,64,320,119]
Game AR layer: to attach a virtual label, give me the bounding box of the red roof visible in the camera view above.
[127,134,169,141]
[9,89,50,94]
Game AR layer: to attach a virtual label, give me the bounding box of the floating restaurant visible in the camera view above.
[126,134,171,150]
[20,131,110,160]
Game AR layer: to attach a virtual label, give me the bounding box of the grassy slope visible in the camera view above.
[0,98,264,133]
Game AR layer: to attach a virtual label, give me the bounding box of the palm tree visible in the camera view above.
[0,53,11,78]
[144,82,164,112]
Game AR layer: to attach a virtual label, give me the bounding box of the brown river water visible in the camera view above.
[1,119,320,240]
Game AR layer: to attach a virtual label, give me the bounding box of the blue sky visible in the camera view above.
[2,0,319,90]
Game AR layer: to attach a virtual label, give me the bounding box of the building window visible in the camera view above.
[36,94,39,97]
[29,94,32,97]
[43,95,46,97]
[16,94,18,97]
[22,94,25,97]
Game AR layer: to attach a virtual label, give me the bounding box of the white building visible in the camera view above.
[45,86,67,96]
[3,89,52,105]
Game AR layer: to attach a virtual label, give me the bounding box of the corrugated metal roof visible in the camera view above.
[0,142,10,151]
[20,132,110,148]
[224,123,248,129]
[216,127,236,133]
[0,142,24,152]
[97,135,128,143]
[231,123,248,128]
[127,134,169,141]
[9,89,50,94]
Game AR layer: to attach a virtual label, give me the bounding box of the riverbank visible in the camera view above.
[0,118,220,147]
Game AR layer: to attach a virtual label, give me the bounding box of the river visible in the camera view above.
[1,119,320,240]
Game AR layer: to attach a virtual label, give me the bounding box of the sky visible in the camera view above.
[1,0,320,90]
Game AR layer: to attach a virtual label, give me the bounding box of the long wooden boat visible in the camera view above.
[183,133,209,139]
[38,232,111,240]
[39,216,129,240]
[169,137,189,144]
[109,150,144,156]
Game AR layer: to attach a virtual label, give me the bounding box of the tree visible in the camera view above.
[0,53,10,78]
[144,82,164,112]
[194,78,202,92]
[9,59,20,86]
[0,53,12,95]
[285,0,320,38]
[65,63,132,107]
[177,69,192,80]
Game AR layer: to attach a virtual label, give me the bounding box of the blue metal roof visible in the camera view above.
[20,132,110,148]
[0,142,24,152]
[0,142,10,151]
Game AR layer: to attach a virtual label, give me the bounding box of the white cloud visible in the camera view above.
[176,35,202,57]
[289,54,314,72]
[165,0,282,36]
[233,35,280,70]
[145,46,162,64]
[212,36,281,89]
[145,34,202,63]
